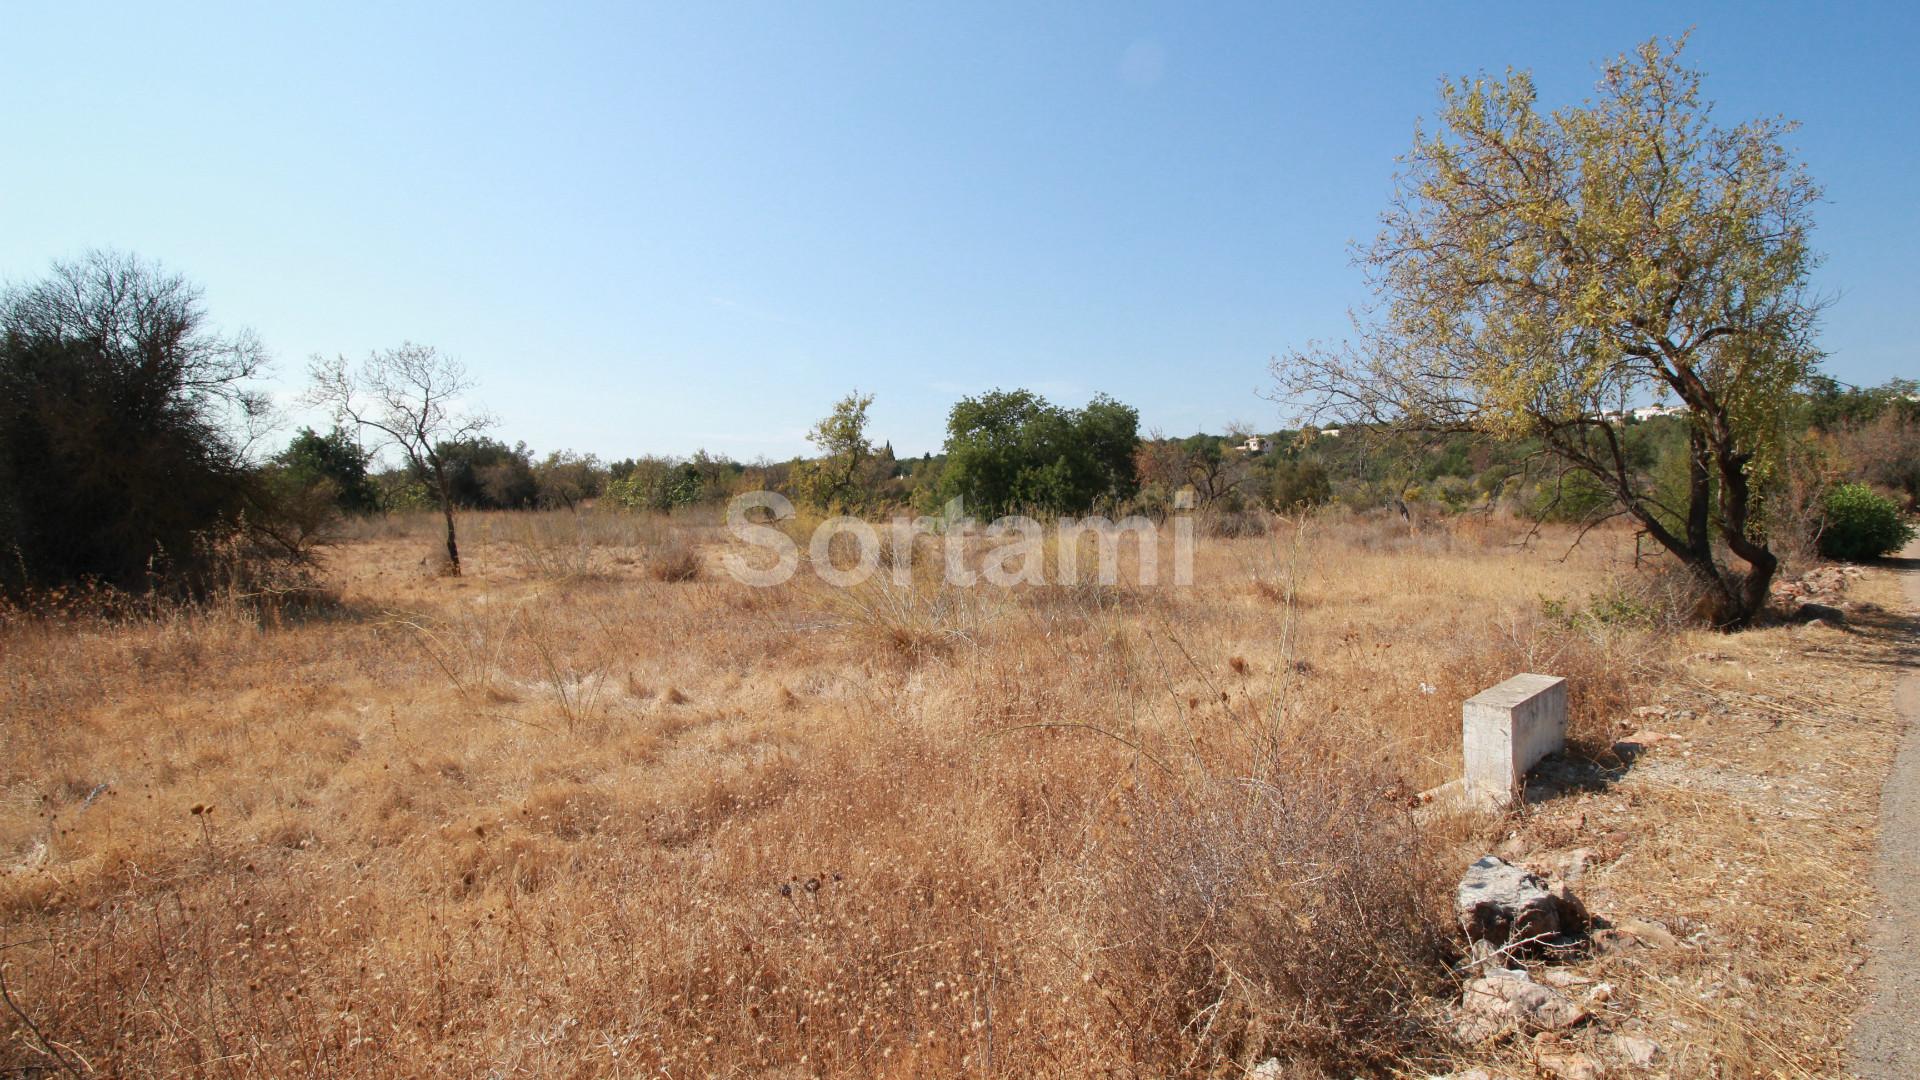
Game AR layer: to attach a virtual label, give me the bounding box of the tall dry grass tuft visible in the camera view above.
[813,574,1003,664]
[645,535,705,582]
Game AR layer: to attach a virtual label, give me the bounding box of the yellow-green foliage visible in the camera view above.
[1277,36,1824,624]
[1378,36,1819,439]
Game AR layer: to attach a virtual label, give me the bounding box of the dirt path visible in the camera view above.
[1852,538,1920,1078]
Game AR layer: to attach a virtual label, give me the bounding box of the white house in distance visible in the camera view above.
[1596,404,1689,423]
[1240,435,1271,455]
[1630,403,1688,421]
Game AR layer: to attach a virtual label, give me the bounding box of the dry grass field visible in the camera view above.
[0,507,1906,1077]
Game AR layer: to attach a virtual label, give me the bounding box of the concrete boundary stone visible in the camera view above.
[1463,673,1567,808]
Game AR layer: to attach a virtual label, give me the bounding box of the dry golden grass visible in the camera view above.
[3,506,1866,1077]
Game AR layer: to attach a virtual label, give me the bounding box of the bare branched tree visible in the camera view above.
[307,344,492,575]
[6,249,273,446]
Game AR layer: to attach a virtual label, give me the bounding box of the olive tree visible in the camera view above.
[1274,38,1823,627]
[308,344,491,575]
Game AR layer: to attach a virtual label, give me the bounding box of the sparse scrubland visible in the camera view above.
[7,31,1919,1080]
[5,505,1904,1077]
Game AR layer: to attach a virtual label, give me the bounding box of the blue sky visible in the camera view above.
[4,2,1915,460]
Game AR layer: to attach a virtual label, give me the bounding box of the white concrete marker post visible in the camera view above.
[1462,673,1568,808]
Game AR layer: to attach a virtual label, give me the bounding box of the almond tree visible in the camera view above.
[795,391,877,511]
[308,344,492,575]
[1274,37,1823,627]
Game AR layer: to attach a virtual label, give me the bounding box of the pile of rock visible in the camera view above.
[1771,563,1866,624]
[1443,855,1669,1076]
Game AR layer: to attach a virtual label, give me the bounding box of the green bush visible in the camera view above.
[605,458,704,512]
[1818,483,1915,561]
[1268,458,1332,511]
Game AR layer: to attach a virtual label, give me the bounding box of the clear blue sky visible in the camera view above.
[5,2,1915,460]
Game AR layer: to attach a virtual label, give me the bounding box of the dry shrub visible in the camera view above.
[1247,576,1289,604]
[333,508,447,542]
[1316,507,1522,559]
[646,537,705,582]
[1019,578,1152,618]
[499,512,601,578]
[1098,755,1452,1072]
[0,530,339,629]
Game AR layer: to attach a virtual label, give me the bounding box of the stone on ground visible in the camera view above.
[1457,855,1569,953]
[1612,1033,1664,1068]
[1459,971,1591,1034]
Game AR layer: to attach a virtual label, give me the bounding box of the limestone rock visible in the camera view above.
[1612,1033,1663,1068]
[1590,930,1634,954]
[1457,856,1563,952]
[1494,834,1532,861]
[1592,916,1678,955]
[1460,972,1591,1032]
[1537,1048,1605,1079]
[1556,847,1597,884]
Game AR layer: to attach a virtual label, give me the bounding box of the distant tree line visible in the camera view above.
[2,246,1912,607]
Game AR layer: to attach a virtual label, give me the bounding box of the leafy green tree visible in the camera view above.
[937,390,1140,517]
[1802,376,1919,433]
[1275,38,1824,627]
[1076,396,1144,507]
[938,389,1043,517]
[686,449,745,501]
[273,426,379,514]
[1525,468,1614,524]
[251,426,380,555]
[605,455,705,512]
[432,438,536,509]
[532,450,604,510]
[1268,458,1332,512]
[794,392,878,510]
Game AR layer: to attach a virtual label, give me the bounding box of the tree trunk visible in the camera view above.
[431,464,461,576]
[442,504,460,576]
[1620,403,1779,629]
[1618,469,1747,630]
[1714,444,1777,629]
